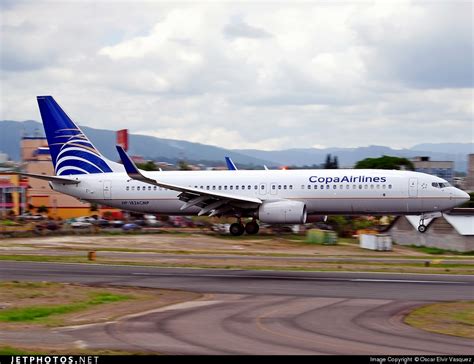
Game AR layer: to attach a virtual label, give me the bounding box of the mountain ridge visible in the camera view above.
[0,120,470,171]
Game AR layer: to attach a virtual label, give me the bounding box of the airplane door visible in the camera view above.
[103,180,112,199]
[270,183,277,195]
[259,183,267,195]
[408,178,418,197]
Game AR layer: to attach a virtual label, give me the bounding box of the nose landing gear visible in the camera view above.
[418,223,427,233]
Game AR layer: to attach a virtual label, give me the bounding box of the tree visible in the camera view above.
[178,160,191,171]
[354,155,414,170]
[137,161,158,171]
[324,154,339,169]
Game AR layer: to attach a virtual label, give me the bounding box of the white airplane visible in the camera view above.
[20,96,469,236]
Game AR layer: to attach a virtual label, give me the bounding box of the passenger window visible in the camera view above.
[301,185,305,189]
[370,185,374,189]
[333,185,337,189]
[224,186,227,190]
[137,186,140,191]
[289,185,293,190]
[126,186,129,191]
[242,185,245,190]
[248,185,251,190]
[284,185,287,190]
[376,185,380,189]
[346,185,349,189]
[254,185,258,190]
[359,185,362,189]
[353,185,356,189]
[236,185,239,190]
[154,186,157,190]
[230,186,233,190]
[314,185,318,189]
[272,185,276,190]
[320,185,324,190]
[388,184,392,189]
[364,185,368,189]
[218,186,222,190]
[131,186,135,191]
[382,185,386,189]
[148,186,151,191]
[339,185,343,189]
[212,186,216,190]
[206,186,210,190]
[278,185,281,190]
[260,185,264,189]
[326,185,330,189]
[200,186,203,189]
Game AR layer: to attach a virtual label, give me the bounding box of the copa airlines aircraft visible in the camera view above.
[20,96,469,236]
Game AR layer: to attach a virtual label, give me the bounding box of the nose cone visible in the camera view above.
[456,189,470,204]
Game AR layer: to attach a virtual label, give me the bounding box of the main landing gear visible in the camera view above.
[229,219,260,236]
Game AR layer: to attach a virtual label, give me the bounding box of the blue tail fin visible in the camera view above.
[37,96,120,176]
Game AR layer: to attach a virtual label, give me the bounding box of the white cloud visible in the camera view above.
[0,1,472,152]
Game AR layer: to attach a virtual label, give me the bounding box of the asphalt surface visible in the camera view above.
[1,261,473,354]
[5,248,474,265]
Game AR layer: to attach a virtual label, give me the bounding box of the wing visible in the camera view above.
[116,146,261,216]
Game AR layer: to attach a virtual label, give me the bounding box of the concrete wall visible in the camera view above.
[389,216,474,252]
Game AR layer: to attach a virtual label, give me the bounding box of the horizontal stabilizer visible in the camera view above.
[16,172,80,185]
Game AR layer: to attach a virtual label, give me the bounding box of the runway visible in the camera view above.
[1,261,473,354]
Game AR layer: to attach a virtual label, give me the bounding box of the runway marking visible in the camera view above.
[130,272,469,285]
[350,279,465,284]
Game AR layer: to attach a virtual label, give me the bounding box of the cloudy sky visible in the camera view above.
[1,0,472,151]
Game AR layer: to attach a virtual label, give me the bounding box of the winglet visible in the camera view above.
[116,145,142,178]
[225,156,238,171]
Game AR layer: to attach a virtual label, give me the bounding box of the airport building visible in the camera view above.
[388,209,474,252]
[411,156,454,184]
[0,173,28,217]
[465,154,474,192]
[20,136,119,219]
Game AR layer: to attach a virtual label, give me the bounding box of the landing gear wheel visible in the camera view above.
[230,223,245,236]
[418,224,427,233]
[245,221,260,235]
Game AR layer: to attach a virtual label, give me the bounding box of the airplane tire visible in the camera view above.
[418,224,427,233]
[230,223,245,236]
[245,221,260,235]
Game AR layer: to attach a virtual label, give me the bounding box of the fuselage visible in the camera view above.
[51,169,467,216]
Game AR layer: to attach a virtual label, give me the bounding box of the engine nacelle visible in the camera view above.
[258,200,307,224]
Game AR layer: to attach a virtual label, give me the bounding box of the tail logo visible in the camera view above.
[52,128,113,175]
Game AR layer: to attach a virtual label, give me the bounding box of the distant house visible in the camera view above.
[388,209,474,252]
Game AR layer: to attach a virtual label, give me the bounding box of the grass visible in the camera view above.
[405,301,474,339]
[407,245,474,256]
[0,292,132,323]
[0,346,29,355]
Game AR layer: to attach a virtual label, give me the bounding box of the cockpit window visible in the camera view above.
[432,182,451,188]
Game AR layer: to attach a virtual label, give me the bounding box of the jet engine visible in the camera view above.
[258,200,307,224]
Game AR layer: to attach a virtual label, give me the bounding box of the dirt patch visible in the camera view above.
[0,281,201,329]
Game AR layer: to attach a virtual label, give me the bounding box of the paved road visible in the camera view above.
[1,261,473,354]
